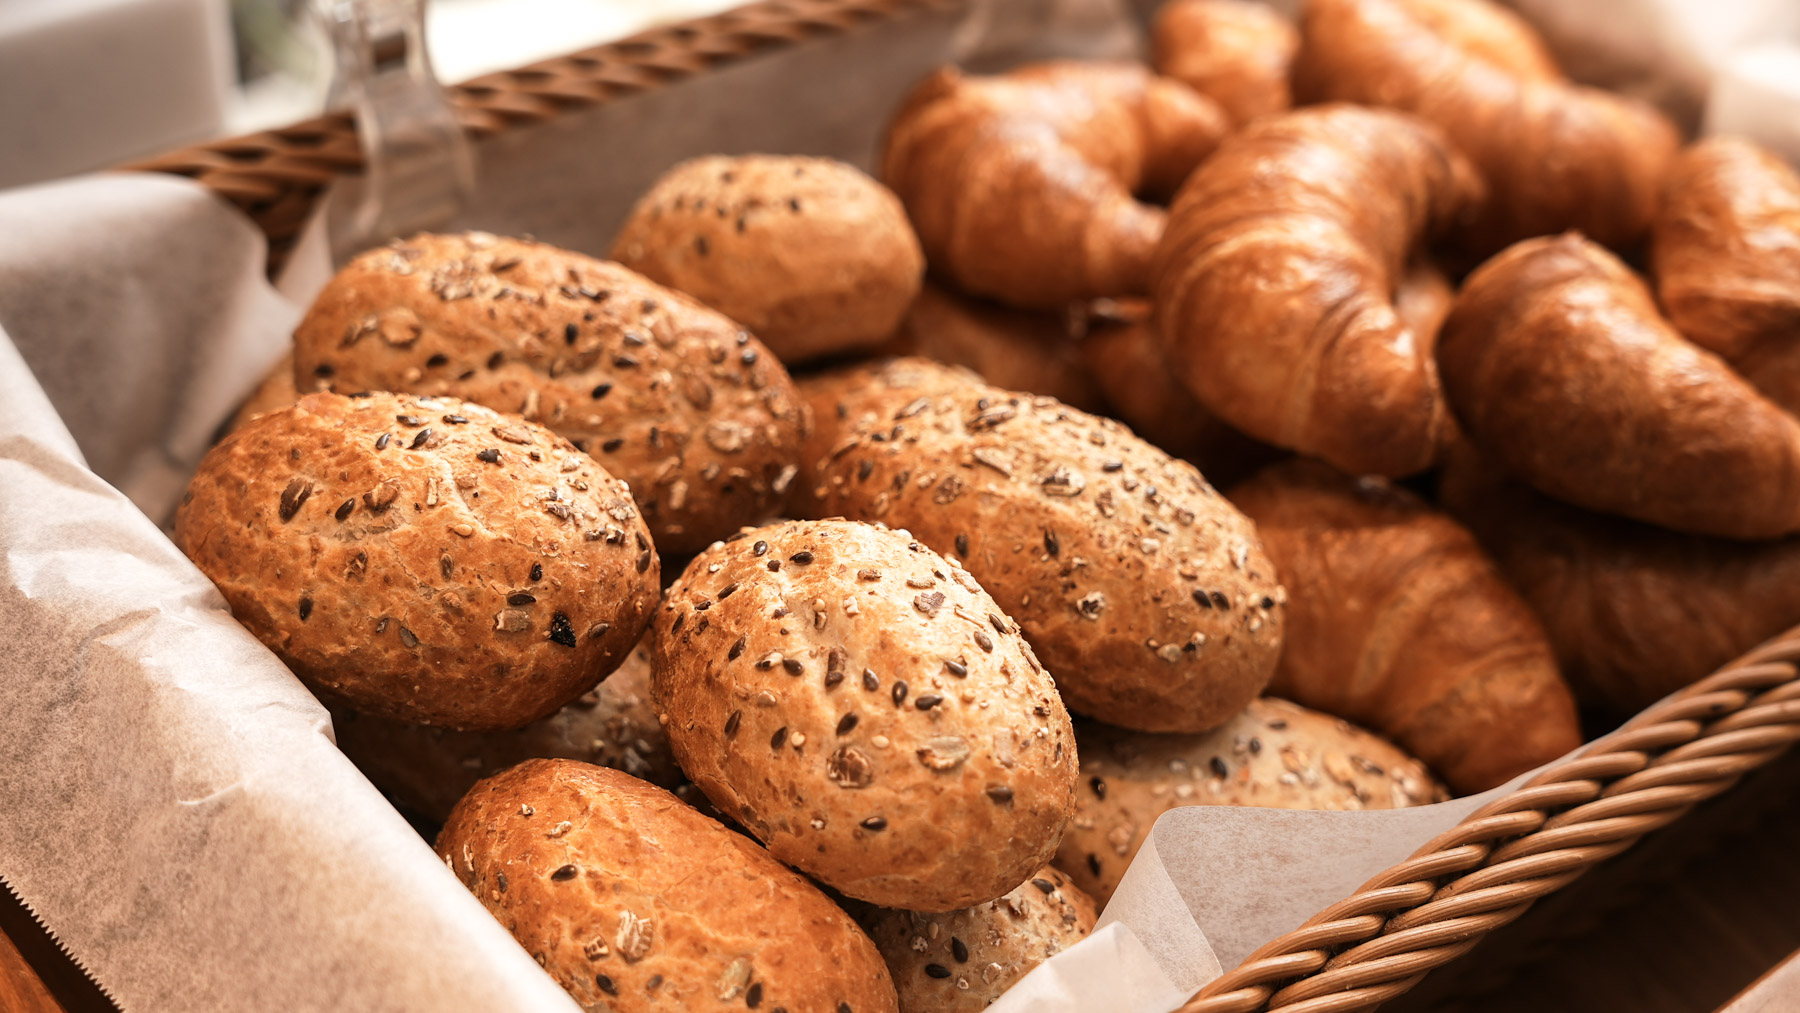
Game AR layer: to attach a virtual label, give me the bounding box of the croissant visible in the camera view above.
[1438,232,1800,539]
[1440,442,1800,714]
[880,281,1107,412]
[1151,0,1297,126]
[881,61,1229,309]
[1230,458,1580,793]
[1153,104,1479,477]
[1293,0,1680,252]
[1652,136,1800,415]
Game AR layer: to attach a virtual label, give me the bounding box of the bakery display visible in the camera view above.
[175,391,658,729]
[611,154,924,365]
[1439,232,1800,539]
[652,518,1076,912]
[1055,699,1444,904]
[437,759,899,1013]
[1230,459,1579,793]
[291,232,805,555]
[1293,0,1679,252]
[330,636,683,823]
[1153,104,1476,478]
[795,358,1285,735]
[881,61,1228,309]
[1151,0,1297,125]
[855,865,1097,1012]
[1653,136,1800,416]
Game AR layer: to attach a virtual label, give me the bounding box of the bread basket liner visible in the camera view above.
[0,2,1796,1012]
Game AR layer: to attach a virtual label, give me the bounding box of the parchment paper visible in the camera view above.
[1,2,1798,1012]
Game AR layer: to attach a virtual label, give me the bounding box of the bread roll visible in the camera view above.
[225,351,303,435]
[880,281,1106,413]
[331,636,682,822]
[437,760,898,1013]
[795,358,1285,734]
[653,519,1076,912]
[1229,458,1579,792]
[1438,232,1800,540]
[291,232,805,554]
[1152,0,1297,125]
[612,155,924,364]
[1055,699,1444,904]
[856,866,1096,1012]
[175,392,658,730]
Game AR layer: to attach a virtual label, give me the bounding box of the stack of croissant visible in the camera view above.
[200,1,1800,1010]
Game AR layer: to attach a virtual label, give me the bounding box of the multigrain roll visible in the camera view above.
[653,519,1077,912]
[612,155,924,364]
[175,391,658,730]
[291,232,805,554]
[796,358,1286,735]
[437,760,898,1013]
[331,637,682,822]
[856,866,1097,1012]
[1055,698,1445,903]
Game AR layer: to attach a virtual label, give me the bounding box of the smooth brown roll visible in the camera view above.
[879,281,1106,413]
[330,636,683,822]
[1440,443,1800,714]
[1652,136,1800,415]
[1154,104,1478,477]
[291,232,806,555]
[1152,0,1297,125]
[856,866,1097,1012]
[612,154,924,364]
[225,351,303,435]
[437,760,898,1013]
[1439,232,1800,540]
[882,61,1229,309]
[1055,699,1444,904]
[1293,0,1680,252]
[175,392,659,730]
[652,519,1076,912]
[1229,459,1580,793]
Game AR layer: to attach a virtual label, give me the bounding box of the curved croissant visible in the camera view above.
[881,61,1229,309]
[1439,232,1800,539]
[1152,0,1297,126]
[1293,0,1679,252]
[1230,458,1580,793]
[1153,104,1479,477]
[1653,136,1800,415]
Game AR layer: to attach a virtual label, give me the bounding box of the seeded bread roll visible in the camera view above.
[612,155,924,364]
[1054,698,1446,903]
[292,232,805,554]
[175,391,658,730]
[331,637,682,822]
[653,519,1077,912]
[438,760,898,1013]
[795,358,1286,735]
[855,866,1097,1012]
[225,351,304,435]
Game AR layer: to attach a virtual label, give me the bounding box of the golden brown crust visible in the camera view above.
[1054,699,1445,904]
[855,866,1096,1012]
[1438,232,1800,540]
[879,281,1107,413]
[1152,0,1297,126]
[1293,0,1680,252]
[437,760,898,1013]
[1153,104,1477,477]
[881,61,1229,309]
[331,637,683,822]
[1652,136,1800,415]
[1228,459,1579,793]
[291,232,805,555]
[174,392,659,730]
[225,351,304,435]
[652,519,1076,912]
[1075,300,1279,488]
[795,358,1285,734]
[611,155,924,364]
[1440,442,1800,714]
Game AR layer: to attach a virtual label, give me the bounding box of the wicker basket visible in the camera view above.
[122,2,1800,1010]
